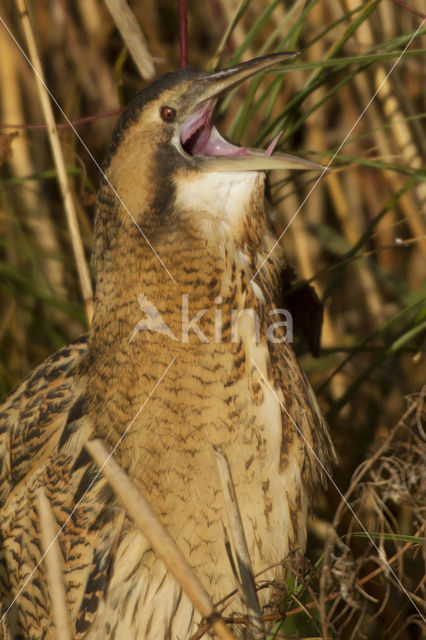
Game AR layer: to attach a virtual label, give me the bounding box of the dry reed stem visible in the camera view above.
[77,0,105,38]
[64,11,117,116]
[304,1,327,262]
[0,25,66,300]
[377,68,426,256]
[346,0,426,257]
[281,3,356,363]
[214,446,264,639]
[37,488,73,640]
[15,0,93,324]
[326,4,385,325]
[215,0,256,65]
[210,0,250,70]
[103,0,155,79]
[340,69,421,277]
[86,438,237,640]
[323,151,385,325]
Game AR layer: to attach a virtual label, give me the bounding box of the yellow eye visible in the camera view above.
[160,105,177,122]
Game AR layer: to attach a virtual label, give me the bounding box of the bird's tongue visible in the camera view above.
[201,128,284,157]
[264,131,283,157]
[198,126,252,156]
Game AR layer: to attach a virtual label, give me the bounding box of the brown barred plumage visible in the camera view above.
[0,55,334,640]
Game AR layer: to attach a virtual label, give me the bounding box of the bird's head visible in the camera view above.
[95,54,323,273]
[105,52,322,174]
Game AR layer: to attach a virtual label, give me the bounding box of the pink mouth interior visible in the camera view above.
[180,99,280,158]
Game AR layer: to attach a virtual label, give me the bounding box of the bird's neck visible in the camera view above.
[86,173,272,445]
[89,170,269,349]
[90,229,227,352]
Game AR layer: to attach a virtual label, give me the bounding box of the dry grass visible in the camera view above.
[0,0,425,638]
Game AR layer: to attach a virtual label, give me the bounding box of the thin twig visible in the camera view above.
[255,525,424,623]
[320,394,422,631]
[15,0,93,324]
[0,108,123,130]
[179,0,187,67]
[391,0,426,19]
[85,439,237,640]
[214,446,265,639]
[332,396,420,530]
[37,488,73,640]
[103,0,156,79]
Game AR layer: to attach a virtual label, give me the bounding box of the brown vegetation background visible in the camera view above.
[0,1,425,638]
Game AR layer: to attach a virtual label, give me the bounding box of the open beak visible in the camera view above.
[178,53,325,173]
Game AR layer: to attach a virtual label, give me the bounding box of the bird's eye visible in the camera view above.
[160,106,176,122]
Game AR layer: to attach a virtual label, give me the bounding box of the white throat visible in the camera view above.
[175,171,264,242]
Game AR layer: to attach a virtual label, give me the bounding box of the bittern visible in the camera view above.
[0,54,334,639]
